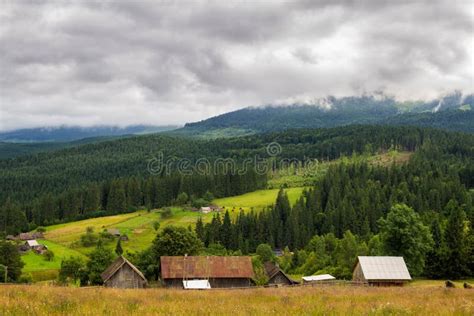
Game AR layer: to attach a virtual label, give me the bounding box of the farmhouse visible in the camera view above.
[23,240,47,254]
[160,256,255,288]
[264,262,298,286]
[200,206,221,214]
[106,228,121,237]
[352,256,412,286]
[101,256,148,289]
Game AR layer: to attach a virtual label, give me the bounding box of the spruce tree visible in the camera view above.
[444,200,467,279]
[115,238,123,256]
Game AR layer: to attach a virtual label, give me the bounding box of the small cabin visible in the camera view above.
[101,256,148,289]
[24,240,47,254]
[353,256,411,286]
[161,256,255,288]
[107,229,121,237]
[264,262,298,286]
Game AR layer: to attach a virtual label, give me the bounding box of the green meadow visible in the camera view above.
[22,187,307,279]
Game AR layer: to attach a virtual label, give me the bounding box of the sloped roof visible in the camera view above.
[26,240,40,247]
[183,279,211,289]
[160,256,254,279]
[264,262,298,284]
[107,228,120,236]
[101,256,147,283]
[356,256,411,281]
[302,274,335,282]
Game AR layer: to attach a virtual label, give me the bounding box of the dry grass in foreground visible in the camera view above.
[1,284,473,315]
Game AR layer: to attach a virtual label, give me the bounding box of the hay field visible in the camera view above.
[1,284,473,315]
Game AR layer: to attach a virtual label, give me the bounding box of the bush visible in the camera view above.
[18,273,33,284]
[80,229,98,247]
[160,208,173,219]
[256,243,275,263]
[36,227,46,233]
[191,198,208,208]
[43,250,55,262]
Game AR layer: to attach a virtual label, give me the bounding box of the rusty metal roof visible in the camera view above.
[160,256,254,279]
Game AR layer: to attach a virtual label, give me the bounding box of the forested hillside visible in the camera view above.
[174,93,473,137]
[1,125,473,239]
[193,132,474,279]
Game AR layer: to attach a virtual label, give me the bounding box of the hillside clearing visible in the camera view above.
[1,285,473,315]
[212,187,307,211]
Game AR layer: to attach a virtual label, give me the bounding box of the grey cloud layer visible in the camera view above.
[0,0,472,131]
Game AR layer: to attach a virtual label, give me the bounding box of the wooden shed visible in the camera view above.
[101,256,148,289]
[160,256,255,288]
[353,256,411,286]
[264,262,298,286]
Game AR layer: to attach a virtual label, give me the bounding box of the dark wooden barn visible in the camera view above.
[101,256,148,289]
[160,256,255,288]
[352,256,412,286]
[264,262,298,286]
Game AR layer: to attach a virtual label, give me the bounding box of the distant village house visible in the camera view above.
[23,240,48,254]
[200,206,221,214]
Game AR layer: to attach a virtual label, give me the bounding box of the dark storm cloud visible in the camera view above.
[0,0,472,131]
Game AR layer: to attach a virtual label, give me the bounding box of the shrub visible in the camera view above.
[43,250,55,262]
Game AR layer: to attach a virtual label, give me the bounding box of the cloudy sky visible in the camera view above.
[0,1,473,131]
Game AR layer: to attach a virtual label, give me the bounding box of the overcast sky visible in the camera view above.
[0,1,473,131]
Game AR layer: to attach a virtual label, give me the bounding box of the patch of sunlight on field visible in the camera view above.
[21,240,86,281]
[42,208,214,255]
[120,209,213,253]
[44,212,147,244]
[212,187,308,211]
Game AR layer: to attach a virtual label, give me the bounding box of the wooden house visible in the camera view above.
[24,240,47,254]
[352,256,411,286]
[106,228,121,237]
[264,262,298,286]
[160,256,255,288]
[101,256,148,289]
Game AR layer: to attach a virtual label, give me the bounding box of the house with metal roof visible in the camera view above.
[352,256,412,286]
[160,256,255,288]
[101,256,148,289]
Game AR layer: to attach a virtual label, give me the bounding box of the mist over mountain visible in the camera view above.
[0,125,180,143]
[175,92,473,137]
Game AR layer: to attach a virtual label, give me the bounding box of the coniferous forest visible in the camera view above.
[1,125,473,280]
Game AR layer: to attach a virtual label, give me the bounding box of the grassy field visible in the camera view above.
[21,187,307,280]
[42,208,216,254]
[268,150,413,189]
[212,187,307,211]
[21,240,87,282]
[1,284,473,315]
